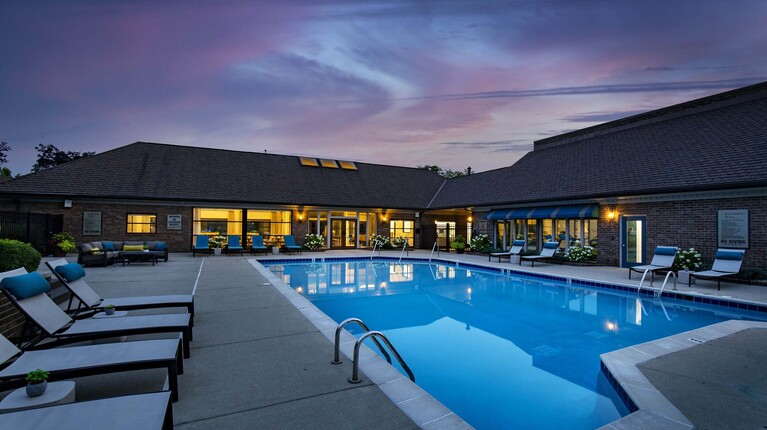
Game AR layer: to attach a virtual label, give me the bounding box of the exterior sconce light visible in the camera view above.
[607,210,617,222]
[298,213,304,221]
[468,216,473,222]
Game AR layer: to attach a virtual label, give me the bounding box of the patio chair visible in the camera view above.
[0,333,183,402]
[45,259,194,324]
[690,249,746,290]
[489,240,525,262]
[0,268,193,358]
[192,235,210,257]
[282,235,302,255]
[226,235,244,256]
[250,235,269,255]
[520,241,560,267]
[0,391,174,429]
[628,246,678,283]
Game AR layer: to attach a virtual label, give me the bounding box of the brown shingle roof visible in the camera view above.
[0,142,445,209]
[429,82,767,209]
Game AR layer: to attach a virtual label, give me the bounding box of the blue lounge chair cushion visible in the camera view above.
[512,240,525,246]
[543,242,559,249]
[715,250,744,260]
[1,272,51,299]
[156,242,167,251]
[194,236,209,248]
[54,262,87,282]
[654,246,677,256]
[101,241,115,251]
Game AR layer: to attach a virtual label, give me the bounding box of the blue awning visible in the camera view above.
[485,204,599,220]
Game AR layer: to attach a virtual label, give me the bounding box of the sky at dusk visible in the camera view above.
[2,0,766,175]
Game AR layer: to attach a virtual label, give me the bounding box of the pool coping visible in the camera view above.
[253,255,767,430]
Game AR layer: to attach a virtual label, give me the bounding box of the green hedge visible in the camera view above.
[0,239,42,273]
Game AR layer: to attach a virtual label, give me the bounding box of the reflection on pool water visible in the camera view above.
[265,260,766,430]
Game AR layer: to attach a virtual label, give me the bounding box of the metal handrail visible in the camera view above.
[332,318,391,365]
[349,331,415,384]
[429,241,440,261]
[658,271,677,295]
[398,241,409,263]
[370,242,379,259]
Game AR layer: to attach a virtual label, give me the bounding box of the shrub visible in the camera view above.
[304,233,325,250]
[51,231,77,252]
[391,236,408,248]
[371,235,390,248]
[0,239,42,273]
[469,234,492,253]
[565,245,596,262]
[450,235,466,250]
[673,247,702,271]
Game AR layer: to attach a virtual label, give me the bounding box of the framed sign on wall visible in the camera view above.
[167,214,182,230]
[717,209,748,249]
[83,211,102,235]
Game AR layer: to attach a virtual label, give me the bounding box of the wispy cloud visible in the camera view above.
[562,110,647,123]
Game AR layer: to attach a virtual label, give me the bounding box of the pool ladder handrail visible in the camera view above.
[370,242,380,259]
[429,241,440,261]
[397,241,409,263]
[637,270,677,297]
[332,318,415,384]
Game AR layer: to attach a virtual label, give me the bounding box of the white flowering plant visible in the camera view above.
[209,235,228,249]
[469,234,492,252]
[303,233,325,250]
[371,234,390,248]
[673,247,702,271]
[391,236,408,248]
[565,245,596,262]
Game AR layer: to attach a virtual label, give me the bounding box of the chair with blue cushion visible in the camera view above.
[0,268,193,359]
[520,241,561,267]
[489,240,525,262]
[45,258,194,324]
[690,249,746,290]
[628,246,678,284]
[250,235,269,255]
[226,236,244,256]
[282,235,302,255]
[192,235,210,257]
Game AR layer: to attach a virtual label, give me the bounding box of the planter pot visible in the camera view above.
[26,380,47,397]
[679,270,695,285]
[105,307,115,316]
[454,248,465,254]
[213,248,222,256]
[510,255,521,265]
[52,247,67,257]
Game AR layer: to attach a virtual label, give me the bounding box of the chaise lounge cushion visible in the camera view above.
[1,272,51,299]
[123,245,145,251]
[54,262,87,282]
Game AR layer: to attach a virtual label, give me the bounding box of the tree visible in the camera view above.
[417,164,472,178]
[0,167,10,177]
[0,141,9,166]
[31,144,95,172]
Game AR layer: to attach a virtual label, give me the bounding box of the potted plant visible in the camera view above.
[450,235,466,254]
[210,235,227,256]
[50,232,76,257]
[26,369,50,397]
[104,303,116,316]
[674,247,703,284]
[391,236,408,249]
[469,234,491,253]
[303,233,325,251]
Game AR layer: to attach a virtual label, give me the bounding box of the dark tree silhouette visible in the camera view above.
[31,144,95,172]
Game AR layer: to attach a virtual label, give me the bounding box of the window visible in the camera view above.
[127,214,156,233]
[390,220,414,246]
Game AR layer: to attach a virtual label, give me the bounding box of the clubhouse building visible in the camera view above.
[1,82,766,270]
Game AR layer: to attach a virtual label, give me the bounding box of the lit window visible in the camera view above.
[320,159,339,168]
[299,157,319,167]
[338,160,357,170]
[127,214,156,233]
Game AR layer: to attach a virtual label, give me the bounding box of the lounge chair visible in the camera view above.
[520,241,560,267]
[226,235,244,256]
[282,235,302,255]
[0,391,174,429]
[0,333,183,402]
[45,259,194,324]
[628,246,678,284]
[192,235,210,256]
[0,268,193,358]
[250,235,269,255]
[690,249,746,290]
[489,240,525,262]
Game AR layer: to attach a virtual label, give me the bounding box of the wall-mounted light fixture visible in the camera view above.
[468,216,473,223]
[606,209,617,222]
[64,199,72,208]
[298,213,304,221]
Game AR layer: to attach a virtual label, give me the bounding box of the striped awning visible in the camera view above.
[485,204,599,220]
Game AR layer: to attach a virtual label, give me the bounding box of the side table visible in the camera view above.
[0,381,76,413]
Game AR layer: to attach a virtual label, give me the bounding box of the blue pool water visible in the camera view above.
[265,260,766,429]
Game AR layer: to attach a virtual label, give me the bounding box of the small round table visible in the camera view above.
[0,381,76,412]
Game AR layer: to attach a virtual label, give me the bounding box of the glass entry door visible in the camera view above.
[436,221,456,249]
[621,216,646,268]
[331,219,357,248]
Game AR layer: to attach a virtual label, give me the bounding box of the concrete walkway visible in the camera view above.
[4,250,766,429]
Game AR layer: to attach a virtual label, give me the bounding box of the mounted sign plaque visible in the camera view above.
[83,212,102,235]
[167,214,182,230]
[717,209,748,248]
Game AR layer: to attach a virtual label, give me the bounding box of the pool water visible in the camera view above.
[265,260,766,429]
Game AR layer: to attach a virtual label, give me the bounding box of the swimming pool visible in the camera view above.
[265,259,767,429]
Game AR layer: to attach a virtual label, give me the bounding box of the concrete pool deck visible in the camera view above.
[7,250,766,429]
